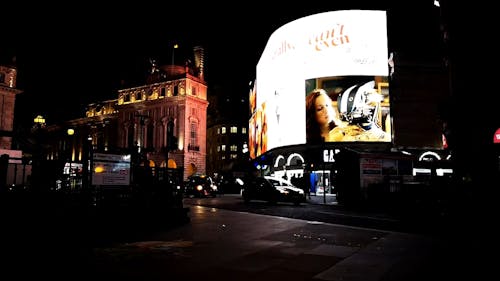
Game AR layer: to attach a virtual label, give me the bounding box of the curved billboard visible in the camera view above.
[250,10,390,159]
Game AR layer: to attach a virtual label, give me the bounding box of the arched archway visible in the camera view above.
[187,163,197,177]
[168,159,177,169]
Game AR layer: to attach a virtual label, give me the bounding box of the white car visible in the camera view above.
[242,176,306,206]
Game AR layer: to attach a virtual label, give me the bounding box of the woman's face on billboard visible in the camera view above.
[314,93,335,127]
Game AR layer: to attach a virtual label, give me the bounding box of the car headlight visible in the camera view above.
[196,185,203,191]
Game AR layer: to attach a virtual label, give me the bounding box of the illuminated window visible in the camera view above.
[221,145,226,151]
[221,127,226,134]
[242,127,247,134]
[217,128,220,134]
[190,121,198,149]
[217,146,220,152]
[221,155,226,160]
[230,154,238,159]
[230,145,238,152]
[230,126,237,133]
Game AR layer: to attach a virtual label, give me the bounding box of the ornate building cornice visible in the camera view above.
[0,85,22,95]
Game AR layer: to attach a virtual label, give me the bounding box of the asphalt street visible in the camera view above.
[1,192,492,280]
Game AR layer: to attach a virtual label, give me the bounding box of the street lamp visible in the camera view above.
[31,115,46,191]
[81,130,94,190]
[171,43,179,66]
[67,128,75,188]
[33,115,45,129]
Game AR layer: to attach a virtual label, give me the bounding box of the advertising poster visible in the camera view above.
[92,153,131,186]
[251,10,390,159]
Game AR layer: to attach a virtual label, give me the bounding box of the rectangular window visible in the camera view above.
[230,154,238,159]
[221,127,226,134]
[189,122,198,151]
[242,127,247,134]
[230,145,238,152]
[221,145,226,151]
[230,126,238,133]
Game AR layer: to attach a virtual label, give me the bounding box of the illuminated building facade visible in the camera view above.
[249,10,452,203]
[0,65,22,149]
[206,123,249,177]
[44,47,208,181]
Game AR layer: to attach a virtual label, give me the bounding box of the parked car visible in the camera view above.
[216,175,245,194]
[184,174,218,198]
[242,176,306,206]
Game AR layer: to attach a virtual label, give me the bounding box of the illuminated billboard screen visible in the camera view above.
[250,10,390,158]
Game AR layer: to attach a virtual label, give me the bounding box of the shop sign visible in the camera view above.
[494,128,500,144]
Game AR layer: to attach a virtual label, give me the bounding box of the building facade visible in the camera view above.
[113,62,208,178]
[206,123,248,177]
[43,47,208,183]
[0,65,22,149]
[205,83,250,180]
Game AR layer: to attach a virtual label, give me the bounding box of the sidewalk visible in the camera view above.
[2,193,489,280]
[92,205,487,280]
[5,203,481,280]
[307,193,338,206]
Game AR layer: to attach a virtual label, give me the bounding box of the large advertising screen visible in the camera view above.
[250,10,390,158]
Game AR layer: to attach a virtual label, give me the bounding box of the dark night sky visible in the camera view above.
[0,1,440,128]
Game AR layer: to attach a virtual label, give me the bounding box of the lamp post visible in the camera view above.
[33,115,45,129]
[67,128,74,189]
[171,43,179,66]
[87,135,93,189]
[31,115,46,191]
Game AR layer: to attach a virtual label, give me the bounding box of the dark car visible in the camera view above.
[216,176,245,194]
[242,176,306,206]
[184,174,218,198]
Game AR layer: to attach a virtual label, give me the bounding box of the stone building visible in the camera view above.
[0,65,22,149]
[44,46,208,182]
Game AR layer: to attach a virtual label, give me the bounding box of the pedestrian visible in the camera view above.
[302,171,311,199]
